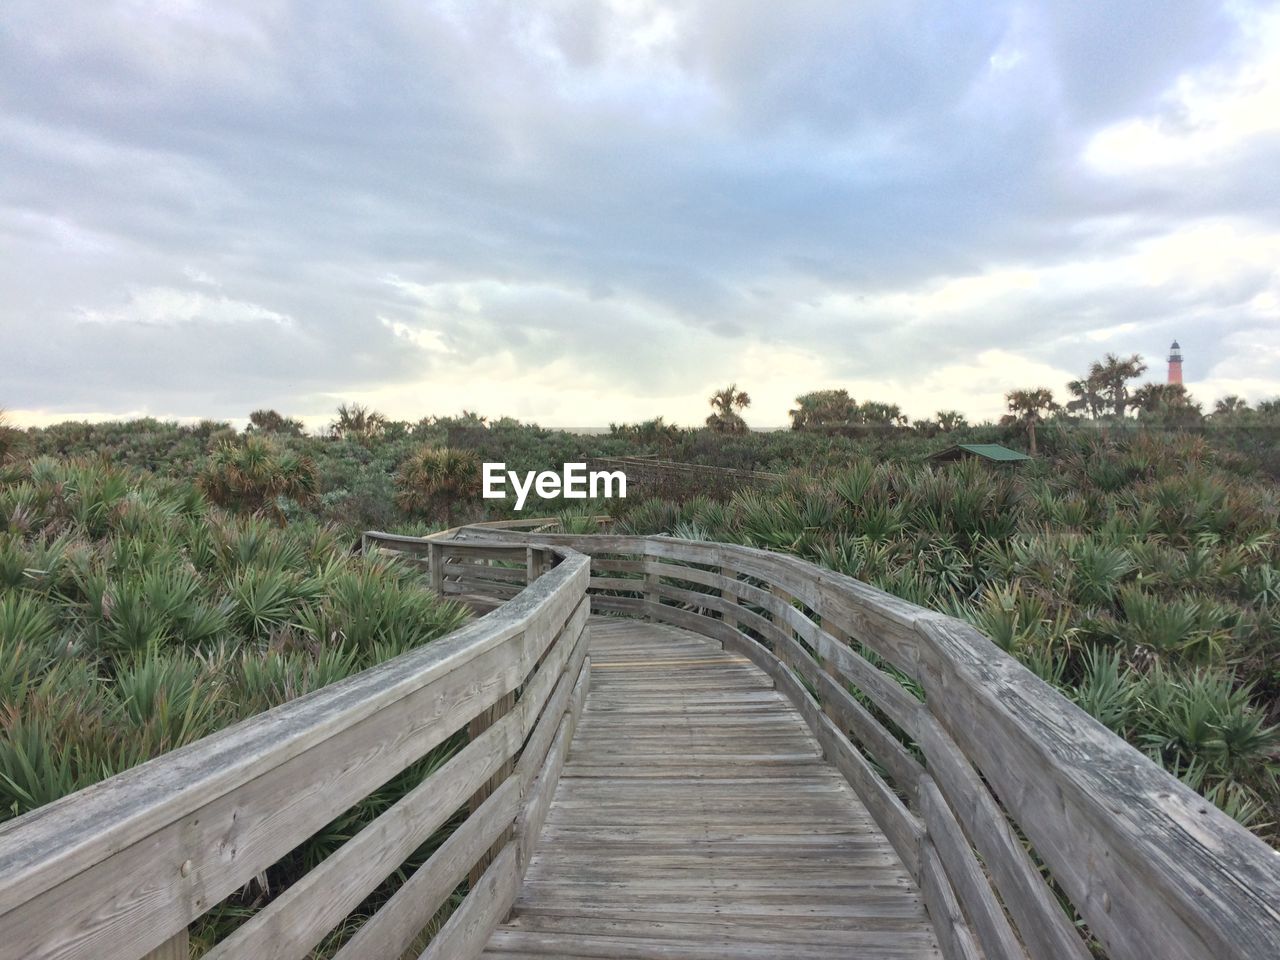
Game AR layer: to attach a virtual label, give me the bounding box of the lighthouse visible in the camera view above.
[1167,341,1183,385]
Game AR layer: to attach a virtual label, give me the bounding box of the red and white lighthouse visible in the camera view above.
[1167,340,1183,385]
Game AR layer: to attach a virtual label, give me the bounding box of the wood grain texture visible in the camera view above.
[917,778,1027,960]
[915,615,1280,960]
[484,617,941,960]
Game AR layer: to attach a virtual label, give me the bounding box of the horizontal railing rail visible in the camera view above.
[451,524,1280,960]
[0,538,590,960]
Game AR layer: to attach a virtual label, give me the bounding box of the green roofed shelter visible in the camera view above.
[927,443,1032,463]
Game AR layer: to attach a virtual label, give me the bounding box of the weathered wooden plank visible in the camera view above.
[422,843,521,960]
[332,778,521,960]
[0,544,589,960]
[918,777,1027,960]
[485,616,939,959]
[916,616,1280,960]
[204,710,525,960]
[914,717,1089,960]
[445,562,529,583]
[710,623,924,879]
[588,576,646,593]
[517,712,572,871]
[140,931,187,960]
[765,621,924,796]
[920,842,983,960]
[0,632,534,960]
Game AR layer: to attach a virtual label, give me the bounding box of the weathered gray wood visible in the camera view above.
[15,520,1280,960]
[589,575,646,593]
[204,710,525,960]
[332,778,521,960]
[428,540,444,594]
[915,715,1089,960]
[0,633,533,960]
[918,777,1027,960]
[920,842,983,960]
[468,688,518,887]
[421,843,521,960]
[486,617,940,959]
[517,712,571,871]
[814,630,923,735]
[141,931,187,960]
[916,615,1280,960]
[761,615,924,797]
[777,660,925,880]
[719,565,740,631]
[457,524,1280,960]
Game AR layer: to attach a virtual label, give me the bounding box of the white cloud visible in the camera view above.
[77,287,292,328]
[1084,5,1280,174]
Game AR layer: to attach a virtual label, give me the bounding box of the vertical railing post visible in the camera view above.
[644,563,659,620]
[467,689,516,887]
[428,541,444,595]
[720,564,739,632]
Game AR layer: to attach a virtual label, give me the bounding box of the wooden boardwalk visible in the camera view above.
[482,617,941,959]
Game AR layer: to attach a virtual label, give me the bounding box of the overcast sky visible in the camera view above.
[3,1,1278,429]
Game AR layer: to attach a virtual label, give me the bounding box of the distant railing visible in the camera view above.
[0,537,590,960]
[588,455,781,500]
[450,524,1280,960]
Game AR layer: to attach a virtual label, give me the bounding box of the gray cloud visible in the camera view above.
[1,0,1277,423]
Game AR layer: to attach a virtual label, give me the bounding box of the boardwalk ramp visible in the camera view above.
[484,618,940,959]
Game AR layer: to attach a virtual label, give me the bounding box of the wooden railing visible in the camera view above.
[0,538,590,960]
[450,525,1280,960]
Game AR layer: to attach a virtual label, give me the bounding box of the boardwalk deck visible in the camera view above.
[482,617,942,959]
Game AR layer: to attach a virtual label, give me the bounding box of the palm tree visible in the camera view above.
[1213,396,1250,417]
[706,384,751,434]
[247,409,305,436]
[857,401,908,427]
[198,437,319,524]
[1131,383,1203,424]
[935,410,968,432]
[789,390,857,431]
[1087,354,1147,418]
[0,409,22,464]
[329,403,387,444]
[1066,377,1106,418]
[1003,388,1057,456]
[395,447,481,525]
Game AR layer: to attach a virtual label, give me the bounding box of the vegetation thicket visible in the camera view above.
[0,456,468,951]
[705,383,752,434]
[4,349,1279,844]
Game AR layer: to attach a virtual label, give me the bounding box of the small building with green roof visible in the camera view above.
[927,443,1032,463]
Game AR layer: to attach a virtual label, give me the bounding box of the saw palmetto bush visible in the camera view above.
[619,433,1280,838]
[198,435,320,525]
[393,445,481,526]
[0,456,470,953]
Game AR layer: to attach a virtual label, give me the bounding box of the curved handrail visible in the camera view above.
[0,539,591,960]
[448,523,1280,960]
